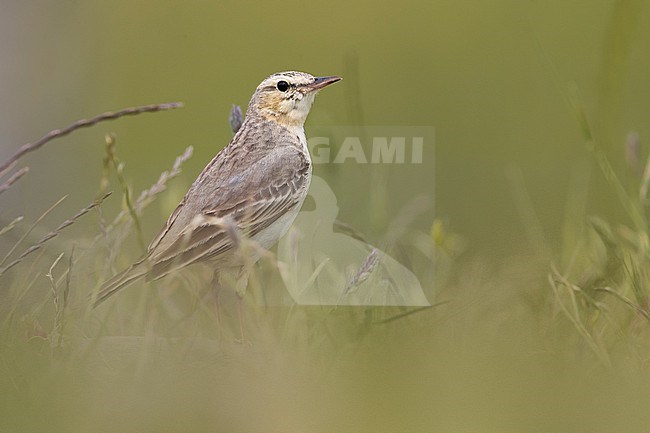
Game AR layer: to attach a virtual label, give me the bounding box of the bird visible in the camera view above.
[93,71,341,308]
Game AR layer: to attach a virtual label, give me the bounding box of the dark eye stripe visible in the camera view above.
[261,80,298,92]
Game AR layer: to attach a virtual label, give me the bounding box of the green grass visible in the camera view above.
[2,103,650,433]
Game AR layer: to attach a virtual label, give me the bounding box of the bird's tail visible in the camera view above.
[92,259,150,308]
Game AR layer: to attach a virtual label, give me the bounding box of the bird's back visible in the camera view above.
[148,117,309,259]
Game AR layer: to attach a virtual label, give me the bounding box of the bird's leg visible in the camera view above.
[211,269,223,339]
[235,269,250,345]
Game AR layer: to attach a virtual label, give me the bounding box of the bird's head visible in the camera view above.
[247,71,341,127]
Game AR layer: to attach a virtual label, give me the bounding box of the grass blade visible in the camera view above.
[0,195,68,270]
[0,167,29,196]
[0,192,111,277]
[0,102,183,174]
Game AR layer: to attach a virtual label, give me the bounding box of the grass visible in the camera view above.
[1,100,650,432]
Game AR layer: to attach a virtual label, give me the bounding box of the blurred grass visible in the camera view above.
[2,1,650,432]
[2,95,650,432]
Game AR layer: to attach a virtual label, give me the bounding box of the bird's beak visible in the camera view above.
[303,76,342,92]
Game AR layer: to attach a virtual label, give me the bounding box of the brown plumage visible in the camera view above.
[93,71,341,307]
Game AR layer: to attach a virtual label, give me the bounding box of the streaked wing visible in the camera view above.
[146,144,310,279]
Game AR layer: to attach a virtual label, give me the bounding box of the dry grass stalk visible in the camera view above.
[0,216,24,237]
[0,160,17,180]
[57,246,74,347]
[0,167,29,196]
[0,195,68,272]
[135,146,194,213]
[103,133,146,252]
[88,145,194,281]
[99,145,193,237]
[0,102,183,175]
[0,192,111,277]
[345,248,380,295]
[49,246,74,348]
[47,252,66,325]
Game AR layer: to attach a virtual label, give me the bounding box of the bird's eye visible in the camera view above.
[276,80,290,92]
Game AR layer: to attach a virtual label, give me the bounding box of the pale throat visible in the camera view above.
[259,92,316,127]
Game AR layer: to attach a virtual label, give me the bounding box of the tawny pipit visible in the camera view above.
[94,71,341,307]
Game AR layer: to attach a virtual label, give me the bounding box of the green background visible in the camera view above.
[2,1,650,432]
[3,1,648,254]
